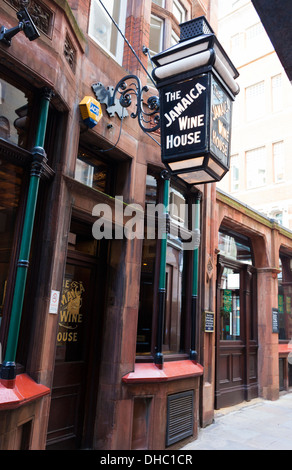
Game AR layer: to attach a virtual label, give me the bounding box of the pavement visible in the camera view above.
[180,392,292,450]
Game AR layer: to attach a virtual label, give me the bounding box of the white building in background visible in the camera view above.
[217,0,292,230]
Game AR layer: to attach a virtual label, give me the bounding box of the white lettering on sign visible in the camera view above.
[164,82,206,127]
[165,113,205,150]
[178,114,205,131]
[166,131,202,149]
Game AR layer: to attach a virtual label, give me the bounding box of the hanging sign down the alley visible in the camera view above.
[160,73,232,168]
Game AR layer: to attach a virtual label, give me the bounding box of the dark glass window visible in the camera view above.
[219,267,240,341]
[0,78,30,148]
[0,160,24,329]
[218,229,253,264]
[278,255,292,340]
[75,149,111,193]
[136,173,190,357]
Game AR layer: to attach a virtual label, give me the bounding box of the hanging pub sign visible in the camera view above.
[159,73,233,185]
[152,16,239,186]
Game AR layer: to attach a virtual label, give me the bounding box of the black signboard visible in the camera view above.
[160,73,232,169]
[272,308,279,334]
[210,76,232,168]
[160,74,209,163]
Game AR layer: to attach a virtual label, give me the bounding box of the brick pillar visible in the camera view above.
[257,267,280,401]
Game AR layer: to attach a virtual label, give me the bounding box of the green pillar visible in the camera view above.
[190,193,201,361]
[155,170,170,367]
[1,88,53,382]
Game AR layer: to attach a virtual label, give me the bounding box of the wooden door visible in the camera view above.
[46,255,101,449]
[215,257,258,409]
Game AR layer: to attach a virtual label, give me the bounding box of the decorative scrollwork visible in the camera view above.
[112,75,160,133]
[93,75,160,133]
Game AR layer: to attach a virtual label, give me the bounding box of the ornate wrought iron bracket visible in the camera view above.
[92,74,160,133]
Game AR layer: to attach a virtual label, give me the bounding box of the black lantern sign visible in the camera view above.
[152,17,239,185]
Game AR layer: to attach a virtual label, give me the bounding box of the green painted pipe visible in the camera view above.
[1,89,52,380]
[190,194,201,361]
[192,195,201,296]
[158,176,170,290]
[155,172,170,366]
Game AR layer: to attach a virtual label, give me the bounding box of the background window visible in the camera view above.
[147,15,164,85]
[272,74,282,112]
[230,32,244,57]
[218,231,253,264]
[219,267,240,341]
[88,0,127,64]
[273,141,284,183]
[246,81,265,121]
[75,150,111,193]
[278,256,292,340]
[230,155,239,192]
[152,0,165,6]
[0,78,29,148]
[172,0,186,24]
[0,160,24,330]
[246,22,264,45]
[171,30,179,47]
[246,147,266,188]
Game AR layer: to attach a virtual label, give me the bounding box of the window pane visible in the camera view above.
[163,245,185,354]
[173,0,186,24]
[220,267,240,341]
[88,0,126,63]
[230,32,244,56]
[273,141,284,182]
[171,30,179,47]
[0,160,24,328]
[0,79,29,148]
[56,265,92,362]
[278,256,292,340]
[75,150,110,193]
[152,0,165,6]
[230,155,239,191]
[136,235,157,355]
[272,74,282,112]
[246,147,266,188]
[149,16,163,55]
[218,231,252,264]
[148,15,164,85]
[246,81,264,121]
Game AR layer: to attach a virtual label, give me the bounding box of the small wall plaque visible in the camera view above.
[272,308,279,334]
[203,311,215,333]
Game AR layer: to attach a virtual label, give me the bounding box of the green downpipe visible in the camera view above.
[155,172,170,366]
[190,194,201,361]
[1,89,52,381]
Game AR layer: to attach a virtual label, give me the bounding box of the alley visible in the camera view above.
[181,393,292,450]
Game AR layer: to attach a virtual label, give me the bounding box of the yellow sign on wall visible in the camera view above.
[79,96,103,128]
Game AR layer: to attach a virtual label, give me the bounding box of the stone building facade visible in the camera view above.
[0,0,291,450]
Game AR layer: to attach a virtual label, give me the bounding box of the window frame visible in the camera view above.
[136,171,197,361]
[273,140,284,183]
[230,154,239,192]
[88,0,127,65]
[246,146,266,189]
[245,81,265,121]
[172,0,187,25]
